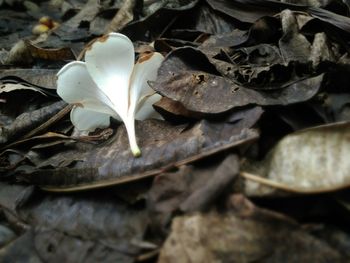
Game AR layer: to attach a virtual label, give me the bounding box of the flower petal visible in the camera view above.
[136,94,163,120]
[70,106,111,132]
[84,33,134,119]
[57,61,117,117]
[129,52,164,117]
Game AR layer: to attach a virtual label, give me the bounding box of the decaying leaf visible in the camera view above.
[242,121,350,195]
[158,194,345,263]
[33,229,136,263]
[19,193,148,252]
[0,225,16,247]
[0,230,42,263]
[0,83,47,95]
[0,183,149,263]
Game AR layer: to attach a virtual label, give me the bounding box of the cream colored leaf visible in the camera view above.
[242,122,350,195]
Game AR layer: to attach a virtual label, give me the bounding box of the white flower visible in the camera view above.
[56,33,164,157]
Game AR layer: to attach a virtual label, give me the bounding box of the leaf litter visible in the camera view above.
[1,0,350,262]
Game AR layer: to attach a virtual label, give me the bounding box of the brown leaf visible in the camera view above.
[153,96,200,121]
[200,29,248,49]
[25,40,76,61]
[121,0,199,42]
[175,4,236,35]
[54,0,101,41]
[19,119,258,191]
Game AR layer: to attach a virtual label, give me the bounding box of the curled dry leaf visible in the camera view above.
[121,0,199,42]
[4,40,75,65]
[242,121,350,195]
[26,41,76,61]
[278,9,311,64]
[0,83,47,95]
[207,0,350,35]
[0,69,59,90]
[148,154,240,231]
[0,101,67,145]
[154,46,324,114]
[154,69,324,114]
[206,0,276,24]
[173,4,236,35]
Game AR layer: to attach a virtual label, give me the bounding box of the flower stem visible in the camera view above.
[124,116,141,157]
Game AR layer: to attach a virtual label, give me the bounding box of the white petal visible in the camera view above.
[70,106,111,132]
[129,52,164,117]
[57,61,116,117]
[136,94,163,120]
[85,33,134,120]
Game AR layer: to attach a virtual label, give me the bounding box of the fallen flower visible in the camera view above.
[57,33,164,157]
